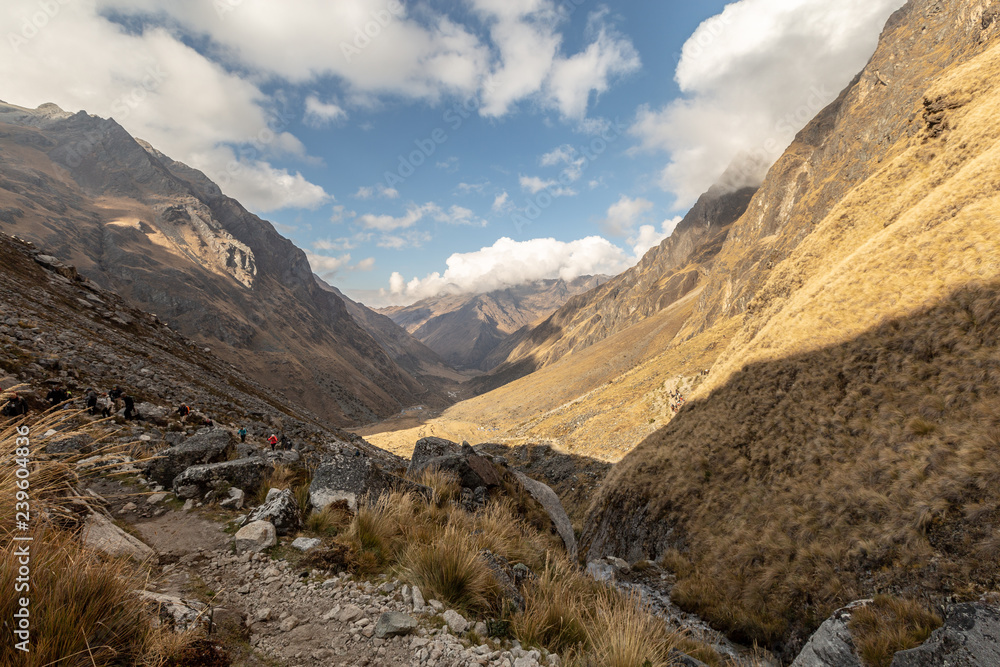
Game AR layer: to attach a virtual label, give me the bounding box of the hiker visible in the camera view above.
[123,395,137,420]
[203,416,214,427]
[238,426,247,443]
[97,393,112,418]
[280,434,290,450]
[109,386,123,401]
[177,404,190,417]
[267,434,278,450]
[2,393,27,417]
[47,386,69,406]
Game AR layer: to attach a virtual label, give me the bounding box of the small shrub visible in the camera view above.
[848,596,942,667]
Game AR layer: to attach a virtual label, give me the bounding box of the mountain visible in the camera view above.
[579,0,1000,657]
[378,276,607,371]
[0,101,450,426]
[471,176,756,393]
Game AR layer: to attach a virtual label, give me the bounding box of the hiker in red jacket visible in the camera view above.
[267,434,278,450]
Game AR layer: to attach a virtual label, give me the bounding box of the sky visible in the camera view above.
[0,0,906,306]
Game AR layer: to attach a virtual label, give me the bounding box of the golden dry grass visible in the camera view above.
[848,596,941,667]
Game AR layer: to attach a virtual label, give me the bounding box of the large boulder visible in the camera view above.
[241,488,301,536]
[172,457,268,500]
[406,437,462,477]
[375,611,418,638]
[512,470,577,558]
[309,453,430,511]
[81,512,156,562]
[890,602,1000,666]
[146,428,235,487]
[790,601,868,667]
[409,442,503,489]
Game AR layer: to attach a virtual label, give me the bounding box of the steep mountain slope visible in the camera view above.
[472,177,755,393]
[581,0,1000,657]
[379,276,606,371]
[0,101,445,426]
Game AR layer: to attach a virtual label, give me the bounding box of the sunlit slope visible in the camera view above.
[583,23,1000,656]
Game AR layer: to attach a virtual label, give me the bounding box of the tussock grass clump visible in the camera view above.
[848,596,941,667]
[404,525,499,614]
[0,415,195,666]
[581,589,680,667]
[305,499,353,536]
[417,467,462,505]
[512,558,589,653]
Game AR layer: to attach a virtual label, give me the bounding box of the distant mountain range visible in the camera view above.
[377,276,607,371]
[0,100,455,426]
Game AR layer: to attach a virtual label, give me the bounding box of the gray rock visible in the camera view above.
[309,454,430,511]
[172,457,268,499]
[233,520,276,553]
[668,648,710,667]
[137,591,207,632]
[409,443,504,490]
[81,512,156,562]
[791,601,867,667]
[241,487,300,535]
[407,437,462,477]
[44,432,93,454]
[412,585,425,610]
[219,487,245,510]
[337,604,363,623]
[146,428,235,487]
[513,470,577,558]
[375,611,418,638]
[291,536,322,551]
[443,609,469,634]
[891,602,1000,666]
[585,560,616,583]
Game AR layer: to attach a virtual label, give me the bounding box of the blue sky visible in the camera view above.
[1,0,905,305]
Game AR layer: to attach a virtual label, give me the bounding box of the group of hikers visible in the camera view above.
[669,389,686,414]
[175,403,214,427]
[85,386,140,420]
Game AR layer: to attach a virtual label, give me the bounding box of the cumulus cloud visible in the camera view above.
[358,201,484,232]
[630,0,905,207]
[601,195,653,236]
[305,251,376,280]
[303,95,347,127]
[627,217,683,259]
[492,191,511,212]
[385,236,632,301]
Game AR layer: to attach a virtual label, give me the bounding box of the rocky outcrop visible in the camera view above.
[407,436,463,477]
[309,453,429,512]
[242,488,301,536]
[172,457,268,499]
[410,443,504,490]
[790,602,867,667]
[891,603,1000,666]
[512,471,576,559]
[146,428,235,487]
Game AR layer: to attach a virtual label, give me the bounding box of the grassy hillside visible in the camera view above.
[582,31,1000,657]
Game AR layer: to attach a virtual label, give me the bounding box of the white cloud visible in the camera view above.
[386,235,631,301]
[357,201,484,232]
[519,175,576,197]
[354,184,399,200]
[627,217,683,259]
[630,0,905,207]
[330,205,356,223]
[305,251,376,280]
[457,181,489,194]
[0,2,331,213]
[303,95,347,127]
[546,25,640,119]
[355,257,376,271]
[601,195,653,236]
[539,143,586,182]
[492,191,511,212]
[378,230,432,249]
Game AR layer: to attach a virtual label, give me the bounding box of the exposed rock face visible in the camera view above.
[0,101,451,426]
[309,453,429,511]
[409,443,504,490]
[242,487,301,536]
[512,470,577,559]
[146,428,235,487]
[172,457,268,499]
[891,603,1000,666]
[406,437,462,477]
[81,512,156,562]
[790,603,866,667]
[474,183,755,393]
[380,276,607,371]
